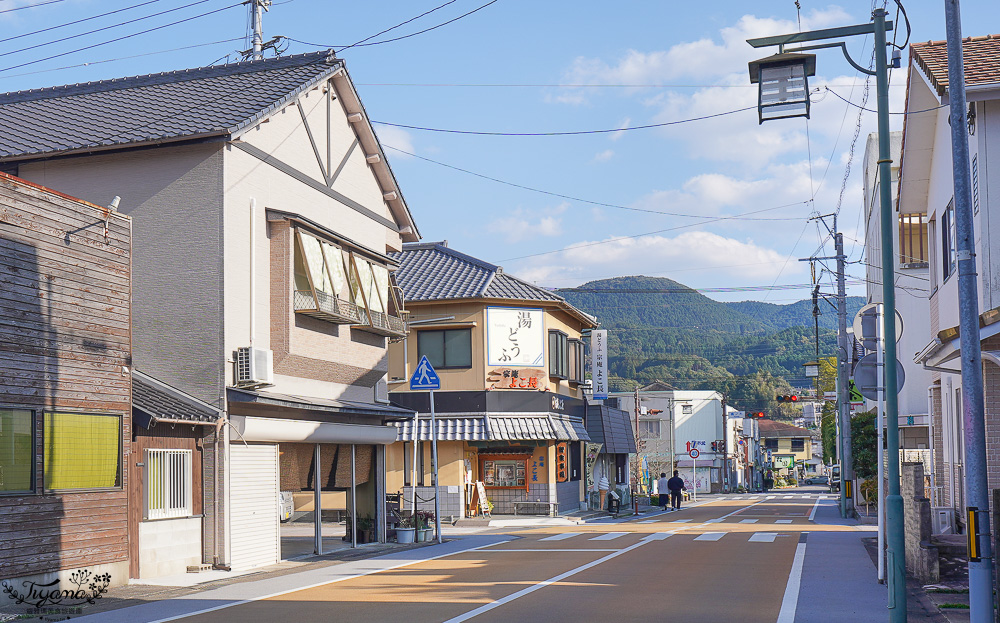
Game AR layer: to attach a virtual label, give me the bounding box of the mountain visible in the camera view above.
[556,276,865,400]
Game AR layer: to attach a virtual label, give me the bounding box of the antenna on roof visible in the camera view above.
[239,0,286,61]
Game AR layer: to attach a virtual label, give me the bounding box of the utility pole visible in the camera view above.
[800,215,853,518]
[944,1,995,619]
[250,0,270,60]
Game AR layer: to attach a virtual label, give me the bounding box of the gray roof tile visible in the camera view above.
[133,370,222,424]
[0,51,341,159]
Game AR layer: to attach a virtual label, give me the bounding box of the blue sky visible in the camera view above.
[1,1,993,303]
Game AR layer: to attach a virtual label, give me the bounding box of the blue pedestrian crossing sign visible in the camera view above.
[410,355,441,390]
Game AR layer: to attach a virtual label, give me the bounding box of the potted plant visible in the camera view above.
[396,513,416,544]
[415,510,435,542]
[356,515,374,544]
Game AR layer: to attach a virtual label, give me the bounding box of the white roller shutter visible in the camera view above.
[230,444,279,570]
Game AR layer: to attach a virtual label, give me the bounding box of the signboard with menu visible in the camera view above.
[592,329,608,399]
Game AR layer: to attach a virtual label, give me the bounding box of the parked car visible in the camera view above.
[803,476,829,485]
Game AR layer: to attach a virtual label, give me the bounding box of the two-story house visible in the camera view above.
[610,386,725,493]
[758,419,813,481]
[386,242,624,516]
[0,51,418,576]
[901,36,1000,534]
[1,173,132,588]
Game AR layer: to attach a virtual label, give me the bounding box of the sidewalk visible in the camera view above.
[797,497,949,622]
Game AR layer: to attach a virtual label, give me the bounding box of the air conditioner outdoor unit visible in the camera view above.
[375,376,389,403]
[235,346,274,387]
[931,507,955,535]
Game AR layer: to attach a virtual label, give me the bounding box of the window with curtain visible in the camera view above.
[568,339,585,383]
[764,438,779,450]
[898,213,928,265]
[417,328,472,369]
[942,201,956,280]
[639,420,661,438]
[44,412,120,490]
[791,438,805,452]
[0,408,33,493]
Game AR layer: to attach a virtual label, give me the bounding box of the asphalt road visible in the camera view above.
[170,491,857,623]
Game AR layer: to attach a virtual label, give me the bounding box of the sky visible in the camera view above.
[0,0,994,303]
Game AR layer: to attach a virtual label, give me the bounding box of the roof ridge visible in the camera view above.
[401,241,499,273]
[0,50,337,105]
[912,33,1000,48]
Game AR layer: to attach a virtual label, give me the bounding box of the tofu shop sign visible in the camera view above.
[487,367,547,390]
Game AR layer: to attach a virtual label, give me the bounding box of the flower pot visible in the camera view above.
[396,527,416,544]
[417,528,433,542]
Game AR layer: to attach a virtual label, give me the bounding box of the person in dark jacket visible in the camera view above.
[667,471,687,510]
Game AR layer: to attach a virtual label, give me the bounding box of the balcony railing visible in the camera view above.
[355,309,407,338]
[294,290,362,324]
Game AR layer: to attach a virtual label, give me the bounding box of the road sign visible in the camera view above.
[852,353,905,401]
[852,303,903,351]
[689,448,700,459]
[410,355,441,390]
[849,380,864,403]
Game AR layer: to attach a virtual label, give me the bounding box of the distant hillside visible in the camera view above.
[556,276,865,406]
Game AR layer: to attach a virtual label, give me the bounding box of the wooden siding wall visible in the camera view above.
[0,173,132,581]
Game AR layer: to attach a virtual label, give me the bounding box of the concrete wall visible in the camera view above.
[138,517,203,579]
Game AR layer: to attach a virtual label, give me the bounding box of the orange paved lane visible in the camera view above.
[168,494,832,623]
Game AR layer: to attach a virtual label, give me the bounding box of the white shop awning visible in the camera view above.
[230,415,399,444]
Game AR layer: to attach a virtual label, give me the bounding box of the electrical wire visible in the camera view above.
[0,2,244,75]
[382,144,805,222]
[0,38,244,81]
[824,86,946,115]
[287,0,499,52]
[0,0,218,60]
[0,0,165,45]
[0,0,70,14]
[335,0,458,53]
[373,105,756,136]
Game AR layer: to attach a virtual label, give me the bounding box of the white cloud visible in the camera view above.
[375,125,416,159]
[592,149,615,162]
[509,230,802,288]
[610,117,630,141]
[488,203,567,243]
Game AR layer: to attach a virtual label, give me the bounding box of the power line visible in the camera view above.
[824,86,947,115]
[382,144,805,222]
[0,0,70,14]
[556,280,864,295]
[335,0,459,53]
[0,2,244,75]
[373,105,756,137]
[0,0,218,60]
[0,0,164,45]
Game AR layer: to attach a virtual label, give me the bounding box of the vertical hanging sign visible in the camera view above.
[592,329,608,399]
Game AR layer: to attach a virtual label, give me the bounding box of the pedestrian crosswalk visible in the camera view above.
[693,532,726,541]
[533,530,791,547]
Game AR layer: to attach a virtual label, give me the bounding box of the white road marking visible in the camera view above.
[705,518,723,523]
[641,532,674,541]
[776,540,807,623]
[776,519,793,524]
[540,532,582,541]
[693,532,726,542]
[748,532,778,543]
[486,549,618,552]
[783,495,794,499]
[669,519,692,523]
[809,497,823,521]
[766,496,777,499]
[590,532,628,541]
[739,519,759,524]
[638,519,658,524]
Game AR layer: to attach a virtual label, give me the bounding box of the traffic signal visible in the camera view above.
[754,412,766,418]
[776,394,798,402]
[556,443,568,482]
[711,441,718,452]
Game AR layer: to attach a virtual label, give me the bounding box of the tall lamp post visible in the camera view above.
[746,9,909,619]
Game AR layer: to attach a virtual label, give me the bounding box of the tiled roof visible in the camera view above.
[910,35,1000,97]
[758,419,812,438]
[394,416,488,441]
[133,370,222,424]
[0,51,341,159]
[391,242,595,325]
[585,405,637,454]
[488,414,590,441]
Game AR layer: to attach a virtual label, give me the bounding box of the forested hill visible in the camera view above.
[556,276,865,394]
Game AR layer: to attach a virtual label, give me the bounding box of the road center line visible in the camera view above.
[776,536,807,623]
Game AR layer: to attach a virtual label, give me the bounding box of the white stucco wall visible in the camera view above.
[138,517,203,579]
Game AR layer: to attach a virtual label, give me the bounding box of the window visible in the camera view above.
[44,412,120,490]
[898,213,928,265]
[764,438,779,451]
[548,331,569,378]
[638,420,661,438]
[145,449,192,520]
[0,408,33,493]
[791,439,805,452]
[481,458,526,488]
[942,201,956,280]
[681,404,693,415]
[417,328,472,369]
[568,339,585,383]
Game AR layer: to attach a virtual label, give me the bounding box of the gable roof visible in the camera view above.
[133,370,222,425]
[391,241,598,327]
[758,419,812,438]
[0,50,418,241]
[910,35,1000,97]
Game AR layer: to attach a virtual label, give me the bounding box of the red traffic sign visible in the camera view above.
[689,448,700,459]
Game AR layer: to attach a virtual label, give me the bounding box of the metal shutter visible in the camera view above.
[230,444,280,570]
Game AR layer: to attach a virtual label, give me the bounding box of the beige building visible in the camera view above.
[758,420,814,481]
[386,242,610,517]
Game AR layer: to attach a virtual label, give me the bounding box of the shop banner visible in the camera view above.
[592,329,608,399]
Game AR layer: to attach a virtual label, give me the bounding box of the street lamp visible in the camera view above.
[746,9,917,621]
[802,361,819,379]
[747,52,816,123]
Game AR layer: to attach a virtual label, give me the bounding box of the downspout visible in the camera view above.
[927,385,936,506]
[249,198,255,347]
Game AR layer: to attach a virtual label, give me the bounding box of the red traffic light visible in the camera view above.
[754,412,765,418]
[776,395,799,402]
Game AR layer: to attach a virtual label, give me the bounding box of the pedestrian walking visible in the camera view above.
[667,470,686,510]
[656,472,670,510]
